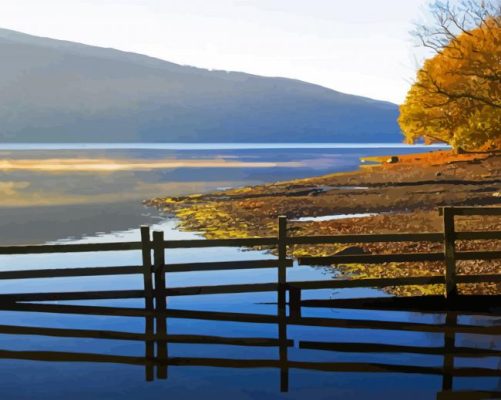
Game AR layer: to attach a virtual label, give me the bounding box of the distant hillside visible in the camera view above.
[0,28,401,143]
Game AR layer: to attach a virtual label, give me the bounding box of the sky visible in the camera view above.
[0,0,431,104]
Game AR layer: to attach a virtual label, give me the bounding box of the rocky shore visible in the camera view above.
[146,151,501,295]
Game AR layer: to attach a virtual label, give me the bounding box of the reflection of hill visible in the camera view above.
[0,202,154,245]
[0,28,400,143]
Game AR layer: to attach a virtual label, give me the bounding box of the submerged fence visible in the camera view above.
[0,206,499,394]
[0,206,499,305]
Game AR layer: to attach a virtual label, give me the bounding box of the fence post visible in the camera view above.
[442,310,457,392]
[278,216,287,292]
[140,226,154,381]
[289,287,301,319]
[153,230,168,379]
[442,207,457,299]
[277,216,288,392]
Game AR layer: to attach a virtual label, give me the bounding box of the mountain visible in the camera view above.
[0,28,401,143]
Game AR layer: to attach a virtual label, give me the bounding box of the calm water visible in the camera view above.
[0,142,447,244]
[0,143,498,399]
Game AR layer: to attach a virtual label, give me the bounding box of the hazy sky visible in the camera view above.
[0,0,431,104]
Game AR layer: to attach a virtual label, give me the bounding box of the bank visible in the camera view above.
[146,150,501,295]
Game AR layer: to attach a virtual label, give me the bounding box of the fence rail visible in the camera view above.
[0,207,499,395]
[0,206,499,304]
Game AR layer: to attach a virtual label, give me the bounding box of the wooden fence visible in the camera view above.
[0,206,500,394]
[0,206,499,307]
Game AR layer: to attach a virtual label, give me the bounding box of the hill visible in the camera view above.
[0,28,401,142]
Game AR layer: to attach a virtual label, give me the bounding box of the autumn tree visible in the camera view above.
[399,0,501,152]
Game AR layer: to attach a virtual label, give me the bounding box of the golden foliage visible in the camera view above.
[399,17,501,152]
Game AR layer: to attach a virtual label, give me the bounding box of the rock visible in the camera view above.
[307,188,324,196]
[386,156,399,164]
[435,171,442,177]
[335,246,369,256]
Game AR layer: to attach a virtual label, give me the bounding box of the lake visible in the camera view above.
[0,143,499,399]
[0,142,448,244]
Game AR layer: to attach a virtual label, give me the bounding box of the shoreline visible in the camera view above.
[146,150,500,295]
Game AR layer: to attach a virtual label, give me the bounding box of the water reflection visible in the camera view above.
[0,145,443,244]
[0,212,499,399]
[0,144,496,399]
[0,298,499,399]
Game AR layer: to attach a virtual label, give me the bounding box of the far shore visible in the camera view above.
[146,150,501,296]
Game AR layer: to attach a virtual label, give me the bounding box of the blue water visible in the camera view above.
[0,142,448,244]
[0,219,499,399]
[0,142,450,150]
[0,143,498,399]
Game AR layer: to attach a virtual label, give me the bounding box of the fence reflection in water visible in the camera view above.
[0,298,500,399]
[0,206,499,398]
